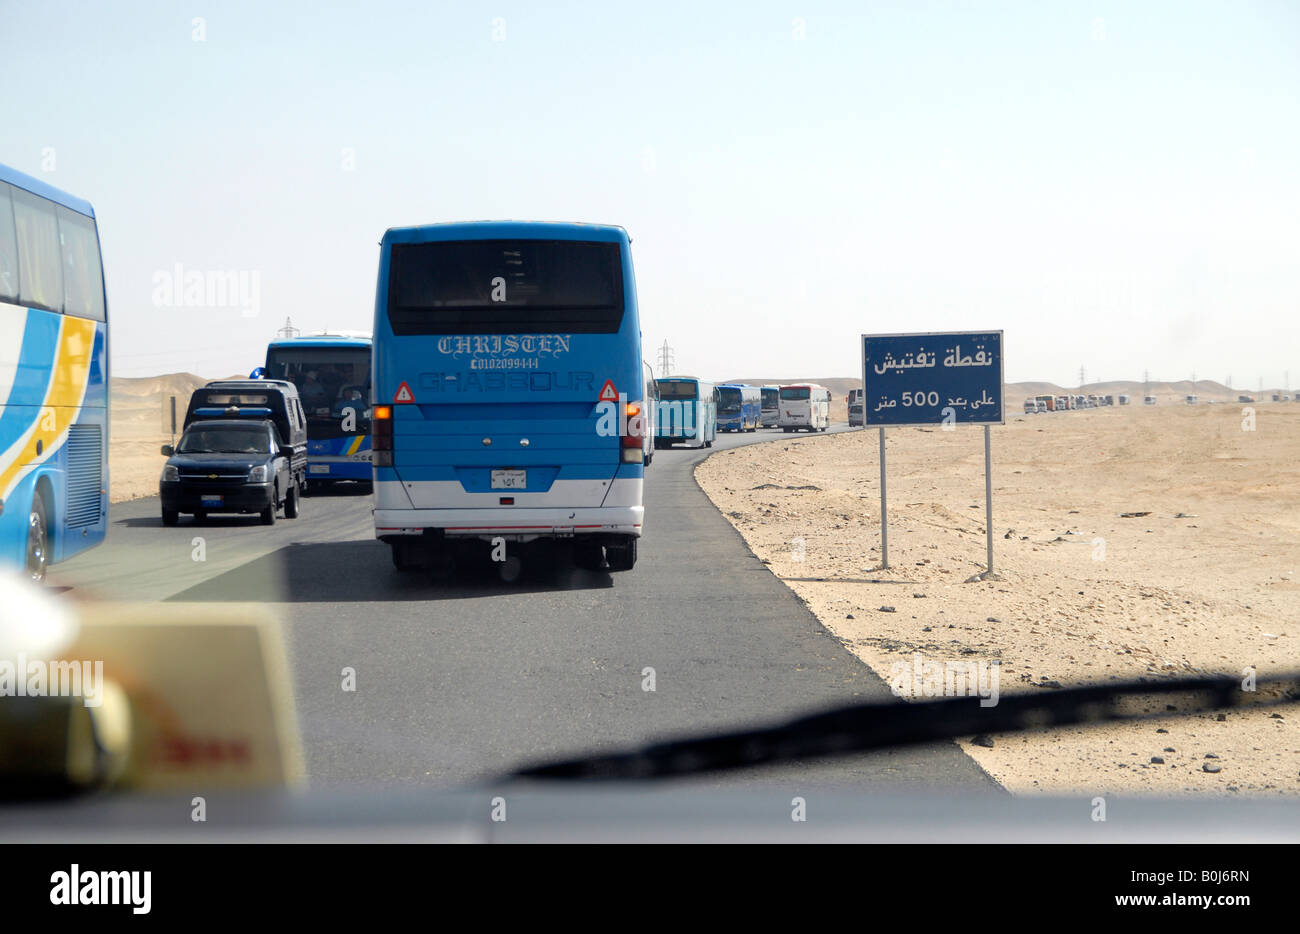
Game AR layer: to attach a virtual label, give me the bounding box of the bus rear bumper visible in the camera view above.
[375,506,643,543]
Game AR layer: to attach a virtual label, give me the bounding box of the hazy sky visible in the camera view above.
[3,0,1297,386]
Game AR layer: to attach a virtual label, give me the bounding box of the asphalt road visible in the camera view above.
[50,425,998,792]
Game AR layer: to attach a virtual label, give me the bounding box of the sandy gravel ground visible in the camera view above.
[109,374,214,503]
[696,404,1299,797]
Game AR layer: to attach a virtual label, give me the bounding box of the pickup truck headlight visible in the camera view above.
[161,464,179,482]
[248,465,269,483]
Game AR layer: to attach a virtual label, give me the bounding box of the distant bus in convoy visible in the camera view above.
[716,383,761,432]
[760,385,780,428]
[1035,394,1056,412]
[847,388,865,426]
[372,222,645,573]
[0,163,109,581]
[655,376,716,448]
[779,383,830,432]
[261,332,372,488]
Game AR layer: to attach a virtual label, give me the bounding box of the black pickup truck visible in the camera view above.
[159,419,301,526]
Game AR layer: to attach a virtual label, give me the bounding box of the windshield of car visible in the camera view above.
[8,3,1300,868]
[176,426,271,454]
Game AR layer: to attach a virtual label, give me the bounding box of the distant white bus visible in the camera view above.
[779,383,830,432]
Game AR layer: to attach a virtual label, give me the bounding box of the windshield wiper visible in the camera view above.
[506,672,1300,781]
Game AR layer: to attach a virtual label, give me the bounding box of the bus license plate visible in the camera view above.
[309,464,330,474]
[490,469,526,490]
[201,495,223,507]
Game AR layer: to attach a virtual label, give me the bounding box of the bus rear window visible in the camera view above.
[780,387,810,401]
[657,381,698,400]
[203,394,269,405]
[387,239,624,335]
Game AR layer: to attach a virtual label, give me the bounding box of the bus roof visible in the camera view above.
[268,332,372,349]
[0,162,96,217]
[381,220,629,244]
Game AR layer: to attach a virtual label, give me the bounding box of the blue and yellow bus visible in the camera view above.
[716,383,761,432]
[654,376,716,448]
[0,163,108,581]
[261,332,372,488]
[371,222,645,572]
[760,384,780,428]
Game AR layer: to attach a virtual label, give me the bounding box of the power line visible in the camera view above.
[656,340,675,377]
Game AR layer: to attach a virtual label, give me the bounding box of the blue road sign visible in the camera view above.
[861,331,1004,427]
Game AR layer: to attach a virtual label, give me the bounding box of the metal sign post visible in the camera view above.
[169,395,177,446]
[862,330,1004,579]
[984,424,993,576]
[879,427,888,568]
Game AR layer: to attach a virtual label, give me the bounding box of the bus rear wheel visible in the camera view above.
[573,541,604,571]
[605,537,637,572]
[26,496,48,583]
[391,541,420,572]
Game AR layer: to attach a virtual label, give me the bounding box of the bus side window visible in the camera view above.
[56,206,106,321]
[0,183,18,303]
[11,187,64,313]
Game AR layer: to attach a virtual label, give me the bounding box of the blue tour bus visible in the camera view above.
[760,385,780,428]
[653,376,716,448]
[260,331,372,488]
[0,163,109,581]
[716,383,761,432]
[371,221,645,572]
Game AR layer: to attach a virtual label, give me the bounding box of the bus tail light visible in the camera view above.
[621,402,643,463]
[373,405,393,467]
[622,402,643,447]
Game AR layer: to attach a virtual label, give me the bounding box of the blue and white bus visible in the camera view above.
[261,331,372,488]
[371,222,645,572]
[760,384,780,428]
[0,163,109,581]
[716,383,761,432]
[654,376,716,448]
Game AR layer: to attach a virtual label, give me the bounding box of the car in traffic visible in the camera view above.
[160,419,302,526]
[848,388,865,426]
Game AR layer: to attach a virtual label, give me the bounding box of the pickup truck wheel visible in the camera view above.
[261,487,277,525]
[161,508,179,526]
[284,481,300,519]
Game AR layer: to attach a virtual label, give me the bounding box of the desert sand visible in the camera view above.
[109,374,232,502]
[696,402,1299,796]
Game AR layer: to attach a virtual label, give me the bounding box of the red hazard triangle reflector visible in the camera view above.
[598,380,618,403]
[393,381,415,404]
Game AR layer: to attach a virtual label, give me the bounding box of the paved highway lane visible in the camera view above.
[49,425,999,792]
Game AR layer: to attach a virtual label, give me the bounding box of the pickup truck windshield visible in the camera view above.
[177,427,272,454]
